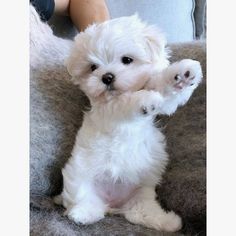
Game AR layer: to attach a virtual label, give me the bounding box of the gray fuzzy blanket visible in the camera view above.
[30,5,206,236]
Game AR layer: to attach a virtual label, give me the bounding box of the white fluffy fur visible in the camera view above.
[54,15,202,232]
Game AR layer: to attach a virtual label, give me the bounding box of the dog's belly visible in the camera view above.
[94,179,139,208]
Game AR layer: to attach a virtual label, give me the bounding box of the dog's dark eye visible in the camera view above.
[121,56,133,65]
[91,64,98,72]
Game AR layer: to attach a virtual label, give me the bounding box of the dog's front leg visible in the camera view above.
[120,186,182,232]
[105,90,164,121]
[146,59,203,115]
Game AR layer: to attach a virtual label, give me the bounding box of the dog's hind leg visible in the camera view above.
[61,183,107,225]
[55,158,108,225]
[121,186,182,232]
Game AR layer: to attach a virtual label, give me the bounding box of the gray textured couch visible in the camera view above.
[30,1,206,235]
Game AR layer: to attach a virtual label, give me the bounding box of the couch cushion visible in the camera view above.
[31,195,183,236]
[106,0,195,43]
[30,66,90,195]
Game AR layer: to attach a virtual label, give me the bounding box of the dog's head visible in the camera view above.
[66,15,169,102]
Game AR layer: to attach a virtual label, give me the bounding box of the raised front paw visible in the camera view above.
[134,90,164,116]
[169,59,203,91]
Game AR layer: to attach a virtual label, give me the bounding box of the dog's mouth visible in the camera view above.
[96,85,121,102]
[105,85,121,97]
[106,84,115,91]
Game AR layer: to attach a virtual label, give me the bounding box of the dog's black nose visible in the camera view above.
[102,73,115,85]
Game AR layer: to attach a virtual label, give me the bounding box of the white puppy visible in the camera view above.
[54,15,202,232]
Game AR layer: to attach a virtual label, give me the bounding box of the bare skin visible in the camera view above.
[54,0,110,31]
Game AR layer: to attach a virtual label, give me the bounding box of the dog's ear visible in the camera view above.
[65,55,83,85]
[65,55,82,82]
[65,24,99,84]
[65,32,91,85]
[65,34,85,77]
[143,25,169,64]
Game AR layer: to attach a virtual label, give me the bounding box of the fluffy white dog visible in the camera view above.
[54,15,202,232]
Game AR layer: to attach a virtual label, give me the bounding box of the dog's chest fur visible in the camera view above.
[70,104,168,207]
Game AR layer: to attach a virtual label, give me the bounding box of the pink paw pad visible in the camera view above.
[174,70,196,89]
